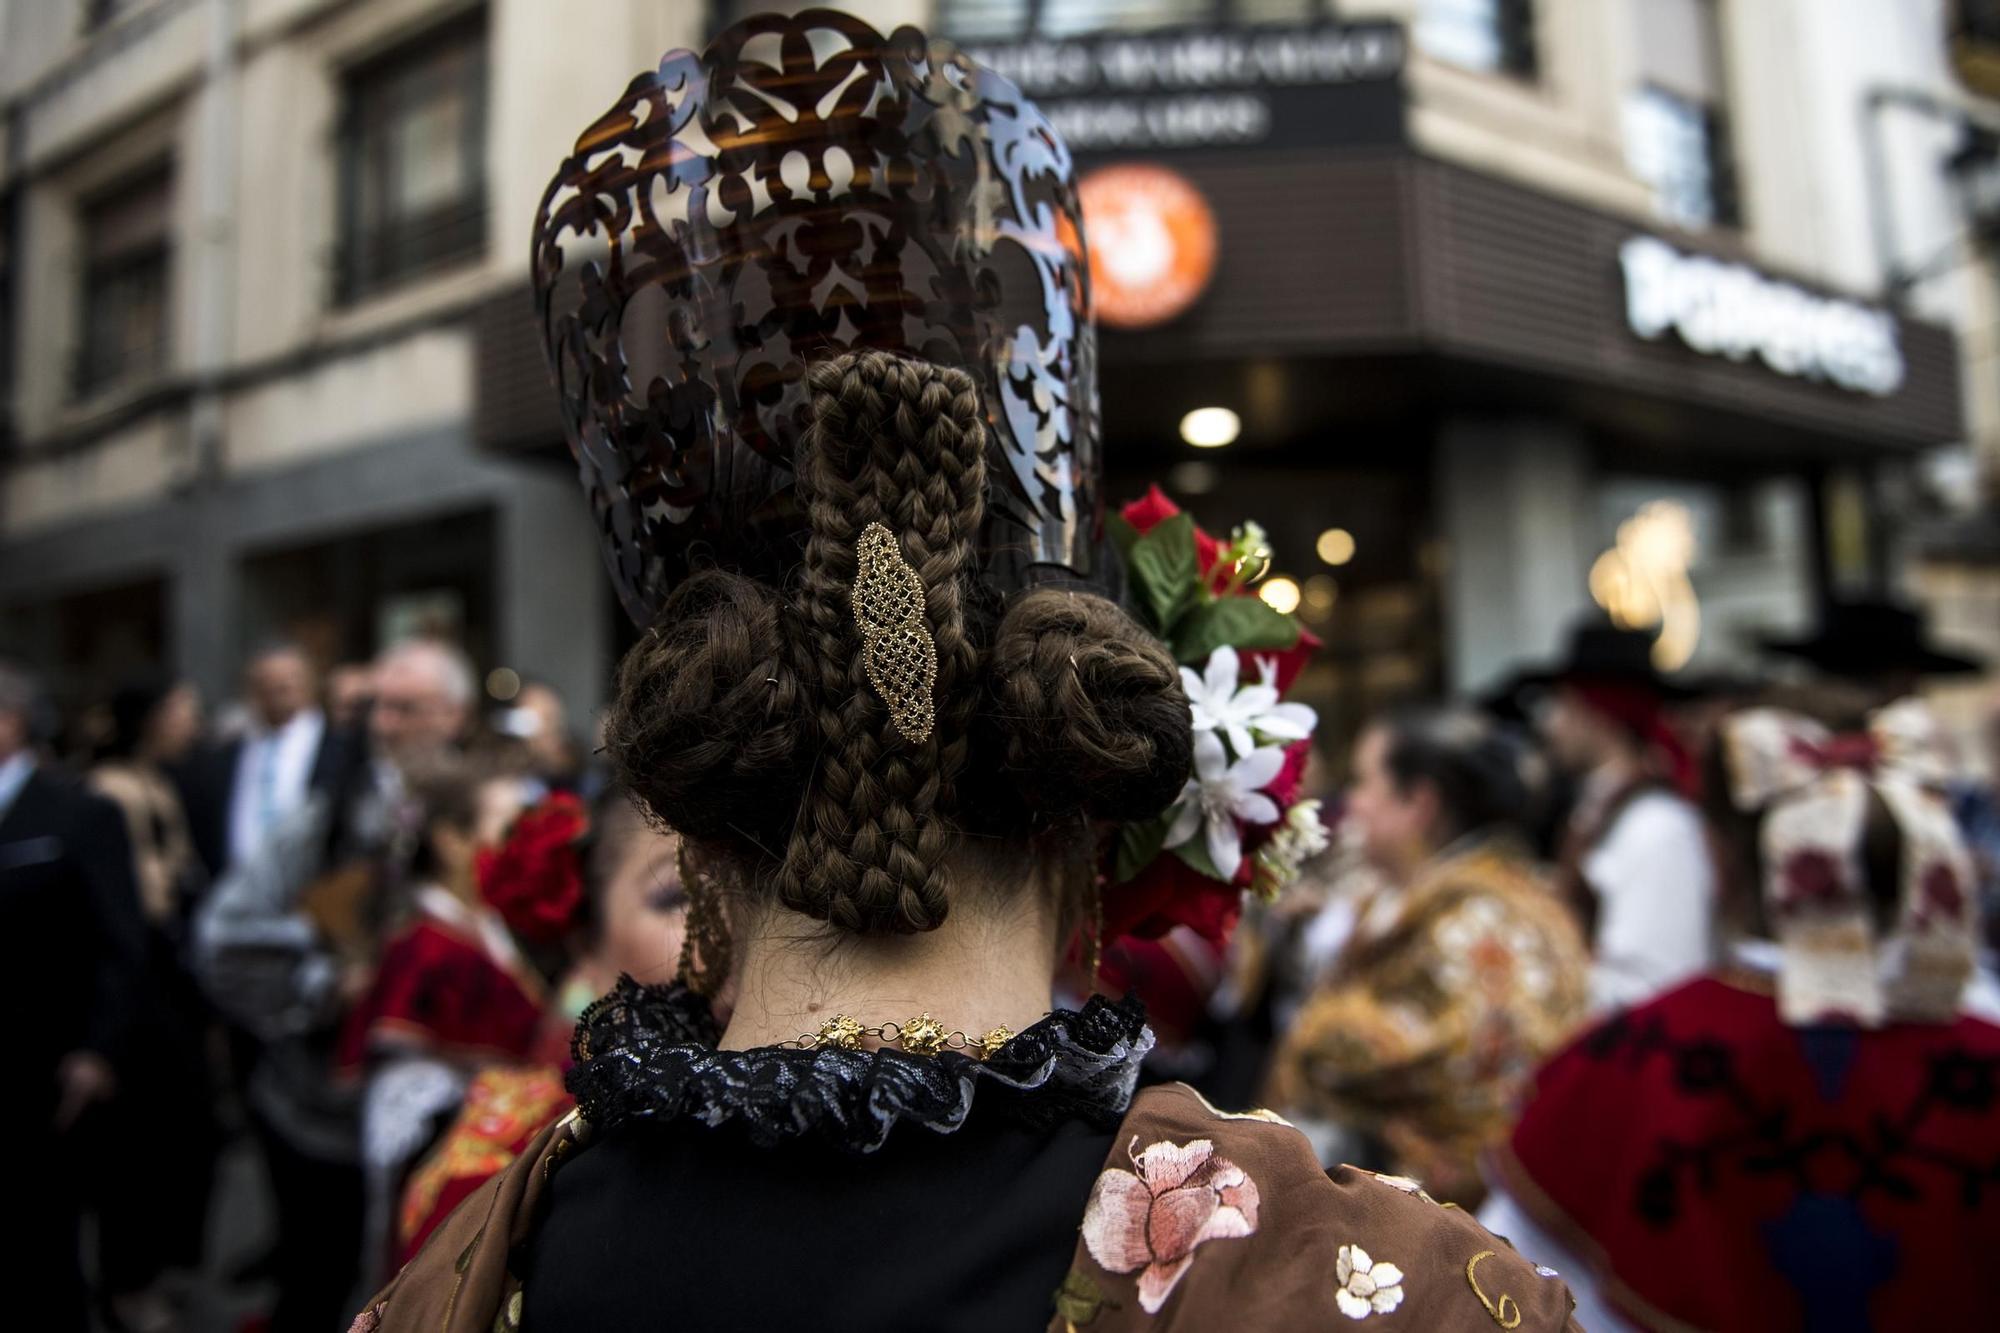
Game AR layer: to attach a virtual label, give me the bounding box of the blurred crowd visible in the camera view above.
[8,595,2000,1332]
[6,639,687,1333]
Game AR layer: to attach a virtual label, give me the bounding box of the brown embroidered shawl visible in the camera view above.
[353,1083,1580,1332]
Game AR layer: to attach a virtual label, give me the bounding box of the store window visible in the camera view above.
[1414,0,1536,78]
[1625,0,1738,229]
[937,0,1319,41]
[336,9,488,303]
[76,167,173,398]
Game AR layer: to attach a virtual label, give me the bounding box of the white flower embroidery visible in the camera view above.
[1165,732,1286,880]
[1180,646,1316,758]
[1336,1244,1406,1320]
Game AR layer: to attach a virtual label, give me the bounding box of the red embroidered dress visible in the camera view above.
[340,887,546,1069]
[1488,971,2000,1332]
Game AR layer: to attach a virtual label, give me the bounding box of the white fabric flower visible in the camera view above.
[1180,646,1316,758]
[1165,732,1285,881]
[1335,1244,1406,1319]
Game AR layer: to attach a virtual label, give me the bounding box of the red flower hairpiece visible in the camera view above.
[476,792,589,945]
[1101,488,1325,951]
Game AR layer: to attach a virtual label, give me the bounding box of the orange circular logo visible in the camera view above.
[1078,164,1218,330]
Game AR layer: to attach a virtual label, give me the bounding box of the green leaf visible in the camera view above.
[1171,832,1226,881]
[1126,512,1199,635]
[1106,512,1142,565]
[1171,595,1300,664]
[1113,811,1175,884]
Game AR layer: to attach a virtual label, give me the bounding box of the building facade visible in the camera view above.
[1,0,1992,741]
[0,0,720,721]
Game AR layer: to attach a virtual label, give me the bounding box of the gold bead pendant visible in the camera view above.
[898,1012,948,1056]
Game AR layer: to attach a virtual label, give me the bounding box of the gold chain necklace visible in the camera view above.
[775,1012,1043,1060]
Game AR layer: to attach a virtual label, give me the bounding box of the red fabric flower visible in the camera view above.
[1101,857,1244,947]
[1109,487,1319,958]
[1119,485,1181,535]
[1119,485,1229,588]
[476,793,589,945]
[1263,738,1314,810]
[1247,625,1321,695]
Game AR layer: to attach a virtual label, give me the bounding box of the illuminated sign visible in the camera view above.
[1619,236,1905,396]
[964,22,1406,154]
[1079,164,1219,329]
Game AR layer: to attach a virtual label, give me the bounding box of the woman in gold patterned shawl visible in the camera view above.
[1270,706,1589,1204]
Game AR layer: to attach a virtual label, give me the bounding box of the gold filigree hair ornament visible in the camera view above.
[852,522,937,745]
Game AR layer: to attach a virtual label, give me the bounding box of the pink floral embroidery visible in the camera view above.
[1776,849,1845,915]
[346,1304,384,1333]
[1080,1136,1261,1313]
[1918,861,1966,927]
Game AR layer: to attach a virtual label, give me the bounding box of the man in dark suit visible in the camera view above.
[180,641,360,881]
[0,661,148,1333]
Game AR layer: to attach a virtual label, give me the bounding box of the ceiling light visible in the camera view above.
[1259,576,1301,615]
[1169,460,1220,494]
[1316,528,1356,566]
[1179,406,1240,449]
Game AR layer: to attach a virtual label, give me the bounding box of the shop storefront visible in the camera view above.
[960,19,1961,744]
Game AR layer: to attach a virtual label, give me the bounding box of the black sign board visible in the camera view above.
[962,21,1407,156]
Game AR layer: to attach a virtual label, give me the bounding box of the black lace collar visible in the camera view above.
[566,978,1152,1153]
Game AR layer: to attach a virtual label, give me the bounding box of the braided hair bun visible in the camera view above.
[602,350,1191,936]
[601,571,808,854]
[985,588,1193,825]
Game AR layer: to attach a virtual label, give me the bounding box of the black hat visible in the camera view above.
[1507,616,1698,700]
[1762,597,1984,679]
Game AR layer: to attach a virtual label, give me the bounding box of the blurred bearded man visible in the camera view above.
[194,637,474,1333]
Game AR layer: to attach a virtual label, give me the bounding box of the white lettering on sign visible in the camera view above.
[1619,236,1905,396]
[1043,94,1272,151]
[966,25,1405,97]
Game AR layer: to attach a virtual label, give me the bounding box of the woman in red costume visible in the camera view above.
[1483,699,2000,1331]
[338,761,547,1282]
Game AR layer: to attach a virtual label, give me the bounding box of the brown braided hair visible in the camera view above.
[775,350,988,932]
[602,349,1192,939]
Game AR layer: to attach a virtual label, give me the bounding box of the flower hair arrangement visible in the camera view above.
[1101,487,1328,951]
[476,792,590,946]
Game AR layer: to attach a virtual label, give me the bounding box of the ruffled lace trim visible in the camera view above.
[567,978,1153,1153]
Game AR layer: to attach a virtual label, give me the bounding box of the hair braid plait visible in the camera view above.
[775,350,988,934]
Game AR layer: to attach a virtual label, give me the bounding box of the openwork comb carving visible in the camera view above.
[852,523,936,745]
[530,9,1107,628]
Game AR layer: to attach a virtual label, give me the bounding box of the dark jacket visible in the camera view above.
[0,765,148,1129]
[177,718,363,881]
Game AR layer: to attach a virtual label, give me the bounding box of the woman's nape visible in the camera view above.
[716,838,1069,1052]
